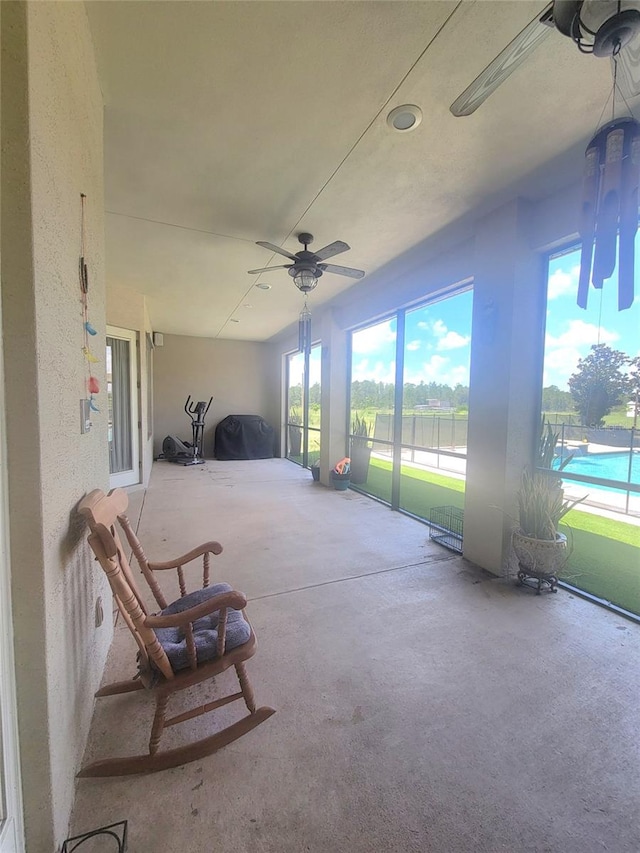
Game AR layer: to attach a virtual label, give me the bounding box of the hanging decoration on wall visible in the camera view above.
[79,193,101,412]
[577,58,640,312]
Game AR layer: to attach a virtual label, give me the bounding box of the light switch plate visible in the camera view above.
[80,399,91,433]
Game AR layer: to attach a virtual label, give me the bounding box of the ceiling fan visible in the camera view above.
[248,232,365,293]
[450,0,640,117]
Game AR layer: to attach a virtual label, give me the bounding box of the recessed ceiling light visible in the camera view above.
[229,318,240,323]
[243,303,252,308]
[387,104,422,132]
[256,283,272,290]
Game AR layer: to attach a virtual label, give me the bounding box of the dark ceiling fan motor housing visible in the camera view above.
[554,0,640,56]
[288,233,322,293]
[248,231,365,290]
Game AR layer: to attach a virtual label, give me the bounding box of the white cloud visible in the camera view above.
[447,364,470,386]
[547,264,580,300]
[406,340,421,351]
[405,355,469,387]
[432,319,447,337]
[288,353,305,385]
[543,346,583,387]
[437,331,470,351]
[415,317,468,351]
[543,320,621,388]
[416,318,447,336]
[351,321,396,354]
[545,319,619,349]
[351,358,396,384]
[424,354,448,376]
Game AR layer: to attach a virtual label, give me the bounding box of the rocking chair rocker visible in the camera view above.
[78,488,274,777]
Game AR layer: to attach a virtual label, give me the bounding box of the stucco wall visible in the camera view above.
[1,3,110,849]
[153,334,275,458]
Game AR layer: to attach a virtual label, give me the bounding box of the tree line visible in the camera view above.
[290,345,639,426]
[350,380,470,410]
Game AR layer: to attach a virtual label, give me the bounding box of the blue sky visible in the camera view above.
[351,289,473,387]
[291,252,638,393]
[545,246,640,390]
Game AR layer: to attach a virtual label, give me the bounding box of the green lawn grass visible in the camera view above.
[560,509,640,613]
[357,457,640,614]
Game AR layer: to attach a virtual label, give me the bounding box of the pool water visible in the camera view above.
[554,451,639,491]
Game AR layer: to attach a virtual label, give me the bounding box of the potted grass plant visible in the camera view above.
[512,418,586,591]
[349,413,372,484]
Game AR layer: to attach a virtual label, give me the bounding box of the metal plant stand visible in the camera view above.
[62,820,127,851]
[516,564,558,594]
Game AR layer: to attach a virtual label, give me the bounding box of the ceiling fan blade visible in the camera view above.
[256,241,298,261]
[318,263,365,279]
[247,264,292,274]
[613,33,640,99]
[450,3,554,117]
[314,240,350,261]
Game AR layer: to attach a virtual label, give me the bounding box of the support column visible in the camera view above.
[319,310,348,486]
[463,199,546,574]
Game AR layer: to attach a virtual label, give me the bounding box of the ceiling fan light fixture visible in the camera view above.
[386,104,422,132]
[555,0,640,56]
[292,268,319,293]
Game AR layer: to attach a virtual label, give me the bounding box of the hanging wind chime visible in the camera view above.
[298,299,312,356]
[578,35,640,311]
[79,193,100,412]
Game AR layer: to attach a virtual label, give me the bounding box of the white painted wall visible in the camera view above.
[1,3,110,849]
[153,334,279,458]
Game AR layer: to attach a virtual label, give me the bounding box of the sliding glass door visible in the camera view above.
[398,292,471,518]
[285,343,321,467]
[107,326,140,488]
[349,317,396,499]
[349,288,472,528]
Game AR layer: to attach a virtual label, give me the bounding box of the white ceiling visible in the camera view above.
[85,0,627,342]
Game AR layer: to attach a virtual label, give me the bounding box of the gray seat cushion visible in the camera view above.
[154,583,250,672]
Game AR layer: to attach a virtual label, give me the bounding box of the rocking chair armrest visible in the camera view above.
[144,589,247,629]
[147,541,223,570]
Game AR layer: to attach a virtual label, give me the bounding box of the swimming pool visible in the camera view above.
[554,451,639,491]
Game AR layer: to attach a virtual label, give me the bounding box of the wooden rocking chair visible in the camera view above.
[77,488,274,777]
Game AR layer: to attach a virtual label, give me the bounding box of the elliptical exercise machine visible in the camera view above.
[162,396,212,465]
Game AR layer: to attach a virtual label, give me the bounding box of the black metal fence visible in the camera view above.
[549,420,637,451]
[372,414,468,450]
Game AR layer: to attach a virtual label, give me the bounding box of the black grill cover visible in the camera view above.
[214,415,274,460]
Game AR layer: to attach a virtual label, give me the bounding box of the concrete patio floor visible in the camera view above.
[70,459,640,852]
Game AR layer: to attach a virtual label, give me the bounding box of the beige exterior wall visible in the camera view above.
[107,283,154,486]
[153,334,276,458]
[1,3,110,849]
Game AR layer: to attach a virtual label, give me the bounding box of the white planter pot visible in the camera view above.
[512,529,568,576]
